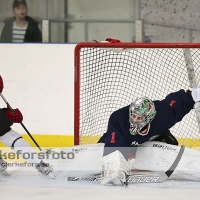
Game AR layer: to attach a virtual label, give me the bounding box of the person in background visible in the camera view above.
[0,0,42,43]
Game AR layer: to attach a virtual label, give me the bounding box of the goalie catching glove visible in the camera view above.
[101,150,131,186]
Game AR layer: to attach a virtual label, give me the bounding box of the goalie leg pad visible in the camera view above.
[101,150,130,186]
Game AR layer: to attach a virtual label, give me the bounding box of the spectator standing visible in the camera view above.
[0,0,42,43]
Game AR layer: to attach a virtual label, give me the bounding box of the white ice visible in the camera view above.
[1,144,200,200]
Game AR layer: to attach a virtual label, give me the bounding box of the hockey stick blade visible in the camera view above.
[128,145,185,184]
[67,172,166,183]
[67,146,185,184]
[67,171,172,184]
[127,171,169,183]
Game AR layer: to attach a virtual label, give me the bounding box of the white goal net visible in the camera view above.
[74,43,200,148]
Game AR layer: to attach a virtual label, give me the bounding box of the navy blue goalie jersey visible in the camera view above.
[104,90,195,149]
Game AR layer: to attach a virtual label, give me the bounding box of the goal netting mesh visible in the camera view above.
[74,43,200,148]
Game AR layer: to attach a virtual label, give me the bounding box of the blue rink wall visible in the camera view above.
[0,44,76,147]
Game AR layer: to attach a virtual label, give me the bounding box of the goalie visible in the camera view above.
[100,88,200,185]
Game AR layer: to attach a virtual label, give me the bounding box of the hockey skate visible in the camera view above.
[36,160,55,178]
[0,157,10,176]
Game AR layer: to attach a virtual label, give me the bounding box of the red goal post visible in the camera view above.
[74,42,200,147]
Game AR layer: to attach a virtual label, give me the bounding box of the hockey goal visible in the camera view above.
[74,42,200,148]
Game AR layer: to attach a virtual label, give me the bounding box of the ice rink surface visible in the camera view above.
[1,145,200,200]
[2,170,200,200]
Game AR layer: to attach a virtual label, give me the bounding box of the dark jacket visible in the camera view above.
[0,16,42,43]
[0,109,12,136]
[104,90,195,149]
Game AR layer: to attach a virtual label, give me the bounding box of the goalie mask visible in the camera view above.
[129,97,156,135]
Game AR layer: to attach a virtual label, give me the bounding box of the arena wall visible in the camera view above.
[0,44,75,147]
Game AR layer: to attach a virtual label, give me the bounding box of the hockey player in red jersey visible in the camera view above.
[0,75,53,176]
[101,88,199,185]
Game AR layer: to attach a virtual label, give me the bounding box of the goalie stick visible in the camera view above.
[67,145,185,184]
